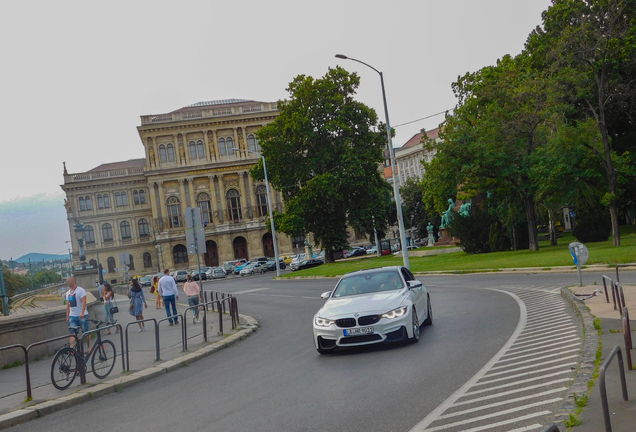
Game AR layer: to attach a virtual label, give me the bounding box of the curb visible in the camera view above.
[0,314,259,430]
[548,288,600,431]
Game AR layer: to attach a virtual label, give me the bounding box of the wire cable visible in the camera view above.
[393,109,453,128]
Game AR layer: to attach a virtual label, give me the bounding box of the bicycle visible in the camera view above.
[50,319,117,390]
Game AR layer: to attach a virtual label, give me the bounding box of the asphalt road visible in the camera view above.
[7,270,634,432]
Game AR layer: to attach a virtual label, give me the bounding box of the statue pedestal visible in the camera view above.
[435,228,456,246]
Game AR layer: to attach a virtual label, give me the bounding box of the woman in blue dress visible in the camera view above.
[128,279,148,332]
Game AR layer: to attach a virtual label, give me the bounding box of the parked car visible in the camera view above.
[221,263,236,275]
[312,266,432,354]
[297,259,324,271]
[290,254,306,271]
[234,261,251,275]
[280,254,294,264]
[253,256,269,264]
[172,270,188,283]
[366,247,377,255]
[348,247,367,258]
[190,269,207,281]
[240,262,266,276]
[138,275,153,287]
[209,267,226,279]
[264,260,286,272]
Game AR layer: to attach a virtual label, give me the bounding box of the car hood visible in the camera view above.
[317,289,408,319]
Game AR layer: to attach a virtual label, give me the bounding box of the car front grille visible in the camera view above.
[339,334,382,345]
[335,318,356,328]
[357,315,381,326]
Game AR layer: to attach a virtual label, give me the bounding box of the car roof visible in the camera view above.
[344,266,402,277]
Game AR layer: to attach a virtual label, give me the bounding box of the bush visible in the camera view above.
[489,221,511,252]
[573,207,611,243]
[449,206,496,253]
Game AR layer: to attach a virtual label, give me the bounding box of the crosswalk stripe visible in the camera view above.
[484,357,578,378]
[508,334,578,351]
[475,368,574,386]
[511,330,577,346]
[519,323,578,338]
[440,390,565,419]
[502,337,580,357]
[490,348,580,370]
[498,343,581,363]
[426,411,552,432]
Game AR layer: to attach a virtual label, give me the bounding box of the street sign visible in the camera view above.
[118,252,130,266]
[185,207,206,255]
[569,242,589,286]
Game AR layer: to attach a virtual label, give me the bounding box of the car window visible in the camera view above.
[400,268,412,282]
[404,268,415,281]
[332,271,404,298]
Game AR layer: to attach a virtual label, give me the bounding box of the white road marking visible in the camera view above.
[484,357,578,378]
[245,293,268,296]
[518,323,577,338]
[506,424,543,432]
[511,330,577,346]
[525,300,564,309]
[490,348,580,370]
[523,317,572,330]
[497,343,581,363]
[502,337,580,356]
[474,369,573,387]
[459,379,572,402]
[232,287,271,295]
[426,411,551,432]
[508,334,578,351]
[440,390,565,419]
[301,296,321,299]
[270,294,295,298]
[526,309,567,320]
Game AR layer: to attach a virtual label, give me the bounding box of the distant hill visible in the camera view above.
[14,253,70,263]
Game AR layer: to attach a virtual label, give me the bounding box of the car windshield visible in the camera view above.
[332,271,404,298]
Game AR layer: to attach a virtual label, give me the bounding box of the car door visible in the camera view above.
[401,267,424,322]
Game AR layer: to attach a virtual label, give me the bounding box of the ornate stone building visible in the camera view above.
[61,99,295,279]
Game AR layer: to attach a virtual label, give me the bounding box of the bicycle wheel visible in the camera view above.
[51,347,78,390]
[91,339,116,379]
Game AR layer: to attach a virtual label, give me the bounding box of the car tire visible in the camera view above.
[423,295,433,326]
[408,307,420,343]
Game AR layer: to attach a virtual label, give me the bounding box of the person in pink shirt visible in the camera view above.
[183,274,202,324]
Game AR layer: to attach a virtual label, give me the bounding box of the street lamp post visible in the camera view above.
[232,147,281,277]
[335,54,410,269]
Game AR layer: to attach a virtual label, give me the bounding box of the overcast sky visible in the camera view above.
[0,0,551,260]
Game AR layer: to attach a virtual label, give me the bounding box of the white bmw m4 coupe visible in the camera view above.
[313,266,432,354]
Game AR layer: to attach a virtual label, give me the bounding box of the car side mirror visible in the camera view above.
[320,291,331,300]
[407,280,422,290]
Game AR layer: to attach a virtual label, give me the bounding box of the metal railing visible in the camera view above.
[601,275,613,304]
[615,263,636,284]
[614,282,626,315]
[124,318,159,371]
[621,307,633,371]
[599,345,629,432]
[77,323,125,384]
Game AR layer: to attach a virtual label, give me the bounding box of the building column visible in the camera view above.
[178,179,187,208]
[187,177,196,209]
[210,130,219,160]
[202,130,212,161]
[245,173,254,219]
[182,134,191,165]
[157,182,166,231]
[241,127,249,155]
[208,175,218,223]
[233,128,241,159]
[148,182,158,220]
[238,172,248,220]
[218,175,226,222]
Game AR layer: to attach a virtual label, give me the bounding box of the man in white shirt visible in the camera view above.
[158,269,179,325]
[65,276,90,351]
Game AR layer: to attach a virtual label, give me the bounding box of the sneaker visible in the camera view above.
[138,328,144,332]
[169,323,174,326]
[192,315,196,324]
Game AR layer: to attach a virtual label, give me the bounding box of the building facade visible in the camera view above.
[394,128,439,185]
[61,99,295,279]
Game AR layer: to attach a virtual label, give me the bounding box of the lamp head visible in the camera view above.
[335,54,348,59]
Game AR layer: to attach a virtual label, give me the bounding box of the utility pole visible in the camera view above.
[0,266,8,316]
[28,258,34,290]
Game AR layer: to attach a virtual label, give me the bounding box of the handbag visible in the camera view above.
[110,298,119,314]
[150,285,156,294]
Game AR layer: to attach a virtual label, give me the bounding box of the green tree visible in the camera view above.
[252,67,388,262]
[33,269,62,286]
[400,177,429,239]
[1,265,29,297]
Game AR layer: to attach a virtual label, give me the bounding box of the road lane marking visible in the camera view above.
[498,343,581,363]
[523,317,572,330]
[301,296,321,299]
[440,390,565,419]
[511,330,577,346]
[424,411,552,432]
[501,337,580,357]
[432,398,561,426]
[232,288,271,295]
[458,379,572,403]
[490,348,580,370]
[518,323,578,338]
[474,369,574,386]
[507,424,544,432]
[509,334,578,352]
[270,294,295,298]
[484,357,578,378]
[526,309,567,320]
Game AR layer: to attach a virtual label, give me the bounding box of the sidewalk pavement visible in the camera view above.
[568,284,636,432]
[0,291,257,427]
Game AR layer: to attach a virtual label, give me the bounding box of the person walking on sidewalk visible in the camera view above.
[128,279,148,332]
[183,274,202,324]
[158,268,179,325]
[102,282,116,334]
[65,276,90,352]
[151,275,162,309]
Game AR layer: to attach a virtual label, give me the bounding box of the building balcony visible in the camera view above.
[140,102,278,126]
[154,206,271,236]
[64,166,145,183]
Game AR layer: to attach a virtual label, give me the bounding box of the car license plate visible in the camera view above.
[343,327,373,337]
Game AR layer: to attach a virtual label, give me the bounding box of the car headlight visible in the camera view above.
[314,317,335,327]
[382,306,408,319]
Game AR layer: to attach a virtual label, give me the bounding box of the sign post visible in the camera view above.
[0,269,9,316]
[185,207,206,291]
[569,242,589,286]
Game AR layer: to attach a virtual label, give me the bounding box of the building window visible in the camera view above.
[139,189,146,204]
[128,254,135,270]
[256,185,268,217]
[197,193,212,225]
[107,256,116,273]
[89,259,97,267]
[159,145,167,162]
[133,190,140,205]
[292,232,305,251]
[103,194,110,208]
[167,144,175,161]
[97,194,104,209]
[197,140,205,158]
[79,197,85,211]
[116,193,122,206]
[226,189,242,223]
[138,218,150,237]
[85,196,92,210]
[248,135,257,152]
[226,137,234,154]
[120,221,132,239]
[102,223,113,242]
[122,192,128,205]
[143,252,152,269]
[189,141,197,159]
[219,138,226,155]
[173,244,188,264]
[85,225,95,243]
[167,196,182,228]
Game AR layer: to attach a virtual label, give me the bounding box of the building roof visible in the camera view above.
[186,99,253,108]
[399,128,439,150]
[88,158,146,172]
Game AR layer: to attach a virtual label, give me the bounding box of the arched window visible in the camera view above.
[85,196,92,210]
[219,138,226,155]
[256,185,268,217]
[97,194,104,209]
[189,141,197,159]
[128,254,135,270]
[197,193,212,225]
[103,194,110,208]
[197,140,205,158]
[115,192,122,206]
[139,189,146,204]
[85,225,95,243]
[89,259,97,267]
[226,137,234,154]
[107,257,116,273]
[173,244,188,264]
[167,144,175,161]
[79,197,85,211]
[102,223,113,242]
[138,218,150,237]
[133,190,140,205]
[121,191,128,205]
[248,134,257,152]
[226,189,242,223]
[143,252,152,268]
[120,221,131,239]
[159,145,167,162]
[255,136,261,151]
[167,196,182,228]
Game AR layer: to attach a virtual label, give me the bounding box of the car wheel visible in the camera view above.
[423,295,433,326]
[408,307,420,343]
